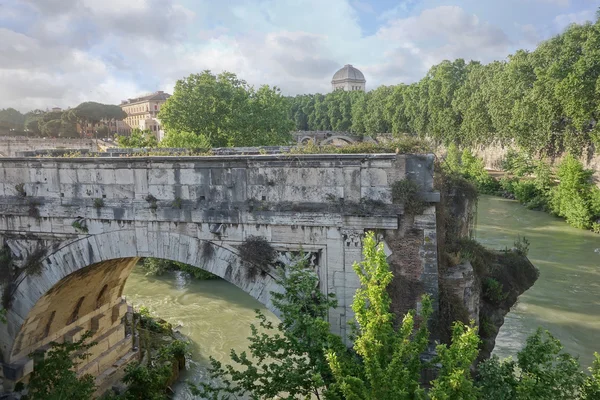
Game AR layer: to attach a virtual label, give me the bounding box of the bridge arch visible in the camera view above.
[4,230,282,363]
[319,135,356,146]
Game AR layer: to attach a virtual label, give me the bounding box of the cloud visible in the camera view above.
[0,0,192,111]
[528,0,570,6]
[0,0,594,111]
[374,6,512,81]
[352,0,375,14]
[554,9,597,31]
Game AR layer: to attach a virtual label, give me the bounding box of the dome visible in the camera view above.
[332,64,366,83]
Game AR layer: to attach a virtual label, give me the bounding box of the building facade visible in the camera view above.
[331,64,366,91]
[119,91,171,139]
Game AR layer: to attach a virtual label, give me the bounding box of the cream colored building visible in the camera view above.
[331,64,366,91]
[119,91,171,138]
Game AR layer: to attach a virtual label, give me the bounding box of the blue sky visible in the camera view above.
[1,0,598,111]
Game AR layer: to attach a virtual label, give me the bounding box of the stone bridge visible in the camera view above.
[0,137,98,157]
[0,151,439,393]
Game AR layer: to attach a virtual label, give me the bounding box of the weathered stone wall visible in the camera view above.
[0,152,439,392]
[0,137,97,157]
[473,143,600,186]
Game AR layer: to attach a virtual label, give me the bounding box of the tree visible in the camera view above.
[66,102,126,137]
[159,130,210,149]
[327,232,481,400]
[582,353,600,400]
[549,154,600,229]
[35,111,78,138]
[26,333,96,400]
[117,128,158,148]
[477,329,585,400]
[158,71,292,148]
[24,110,44,136]
[0,108,25,132]
[192,260,346,400]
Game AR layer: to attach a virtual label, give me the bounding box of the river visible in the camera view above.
[476,195,600,367]
[123,194,600,398]
[123,270,278,399]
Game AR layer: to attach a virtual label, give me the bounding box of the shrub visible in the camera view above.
[501,149,535,177]
[483,278,507,304]
[93,198,104,208]
[238,236,277,279]
[391,179,427,214]
[171,197,182,209]
[15,183,26,197]
[443,146,500,195]
[141,258,170,276]
[72,220,88,233]
[550,155,599,229]
[513,235,530,256]
[145,194,158,211]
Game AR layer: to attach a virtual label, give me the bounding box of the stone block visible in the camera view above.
[90,313,107,333]
[64,327,84,343]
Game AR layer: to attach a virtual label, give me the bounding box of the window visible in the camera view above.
[154,104,158,110]
[42,311,56,339]
[67,296,85,325]
[95,285,108,309]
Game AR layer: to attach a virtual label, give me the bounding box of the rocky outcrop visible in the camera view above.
[435,170,539,360]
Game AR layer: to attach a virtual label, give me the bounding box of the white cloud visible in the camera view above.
[529,0,570,6]
[1,0,591,111]
[373,6,511,82]
[554,9,597,31]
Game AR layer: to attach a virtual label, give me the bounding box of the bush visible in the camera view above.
[550,155,599,229]
[483,278,507,304]
[513,235,530,256]
[238,236,277,279]
[391,179,427,214]
[141,258,170,276]
[501,149,535,177]
[443,145,500,195]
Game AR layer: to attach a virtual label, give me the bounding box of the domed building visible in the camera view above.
[331,64,366,92]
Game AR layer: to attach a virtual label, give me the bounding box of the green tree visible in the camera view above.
[364,86,393,135]
[159,71,292,147]
[24,110,44,136]
[117,128,158,148]
[0,108,25,132]
[477,328,585,400]
[192,260,345,400]
[117,362,172,400]
[65,102,126,137]
[26,333,96,400]
[550,154,600,229]
[327,232,481,400]
[582,353,600,400]
[159,130,210,149]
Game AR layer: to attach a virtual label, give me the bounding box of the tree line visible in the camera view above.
[0,102,126,138]
[287,10,600,156]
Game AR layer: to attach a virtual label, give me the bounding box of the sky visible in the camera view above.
[0,0,598,111]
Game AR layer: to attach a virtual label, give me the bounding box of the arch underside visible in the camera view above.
[4,230,282,363]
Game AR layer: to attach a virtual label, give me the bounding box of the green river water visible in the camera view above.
[123,195,600,398]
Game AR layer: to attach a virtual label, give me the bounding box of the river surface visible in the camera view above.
[476,195,600,367]
[123,270,277,399]
[123,194,600,398]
